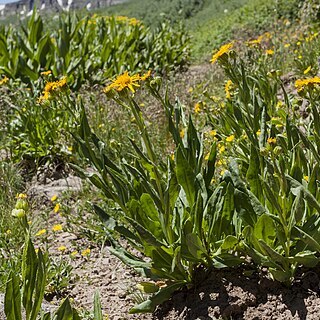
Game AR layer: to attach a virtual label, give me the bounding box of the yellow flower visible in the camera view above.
[226,134,235,142]
[81,248,91,256]
[295,77,320,91]
[225,80,233,99]
[52,224,63,232]
[6,229,11,235]
[36,229,47,236]
[0,76,9,85]
[51,194,58,202]
[140,70,151,81]
[209,130,217,137]
[16,193,27,199]
[210,42,233,64]
[58,246,67,252]
[205,153,210,161]
[188,87,193,93]
[284,43,290,48]
[54,203,60,213]
[70,250,78,257]
[194,102,201,114]
[265,49,274,55]
[267,137,277,144]
[41,70,52,76]
[218,144,225,153]
[303,66,312,75]
[180,129,185,138]
[303,175,309,182]
[38,77,67,103]
[104,71,141,93]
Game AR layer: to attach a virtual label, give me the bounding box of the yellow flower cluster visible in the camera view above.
[38,77,67,103]
[104,70,151,94]
[295,77,320,92]
[115,16,141,26]
[210,42,233,64]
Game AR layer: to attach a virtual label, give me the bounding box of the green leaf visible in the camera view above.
[94,291,103,320]
[204,142,217,188]
[287,175,320,214]
[176,147,195,207]
[289,187,305,230]
[136,282,160,294]
[269,268,291,282]
[129,282,185,313]
[4,272,22,320]
[254,214,276,246]
[289,251,319,268]
[220,235,238,251]
[185,233,206,259]
[246,145,263,200]
[54,298,73,320]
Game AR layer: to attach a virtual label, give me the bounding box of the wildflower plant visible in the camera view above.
[208,40,320,282]
[73,71,244,312]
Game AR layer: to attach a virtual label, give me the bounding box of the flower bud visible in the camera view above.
[12,208,26,218]
[15,199,28,211]
[273,146,282,156]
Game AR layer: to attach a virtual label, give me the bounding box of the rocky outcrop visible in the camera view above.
[0,0,127,17]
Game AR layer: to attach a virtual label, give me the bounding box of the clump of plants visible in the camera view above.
[68,37,320,312]
[0,11,190,88]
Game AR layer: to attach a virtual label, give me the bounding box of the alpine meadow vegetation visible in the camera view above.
[1,0,320,318]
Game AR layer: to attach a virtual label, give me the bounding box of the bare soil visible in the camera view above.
[154,267,320,320]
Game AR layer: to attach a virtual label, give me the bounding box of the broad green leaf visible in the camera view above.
[289,251,319,268]
[246,145,263,200]
[54,298,73,320]
[254,214,276,246]
[185,233,206,259]
[220,235,238,251]
[176,147,195,207]
[4,272,22,320]
[129,282,185,314]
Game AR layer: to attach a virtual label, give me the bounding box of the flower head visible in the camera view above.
[0,76,9,85]
[226,134,235,143]
[36,229,47,236]
[267,137,277,144]
[104,71,141,93]
[41,70,52,76]
[81,248,91,256]
[52,224,63,232]
[54,203,60,213]
[210,42,233,64]
[265,49,274,55]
